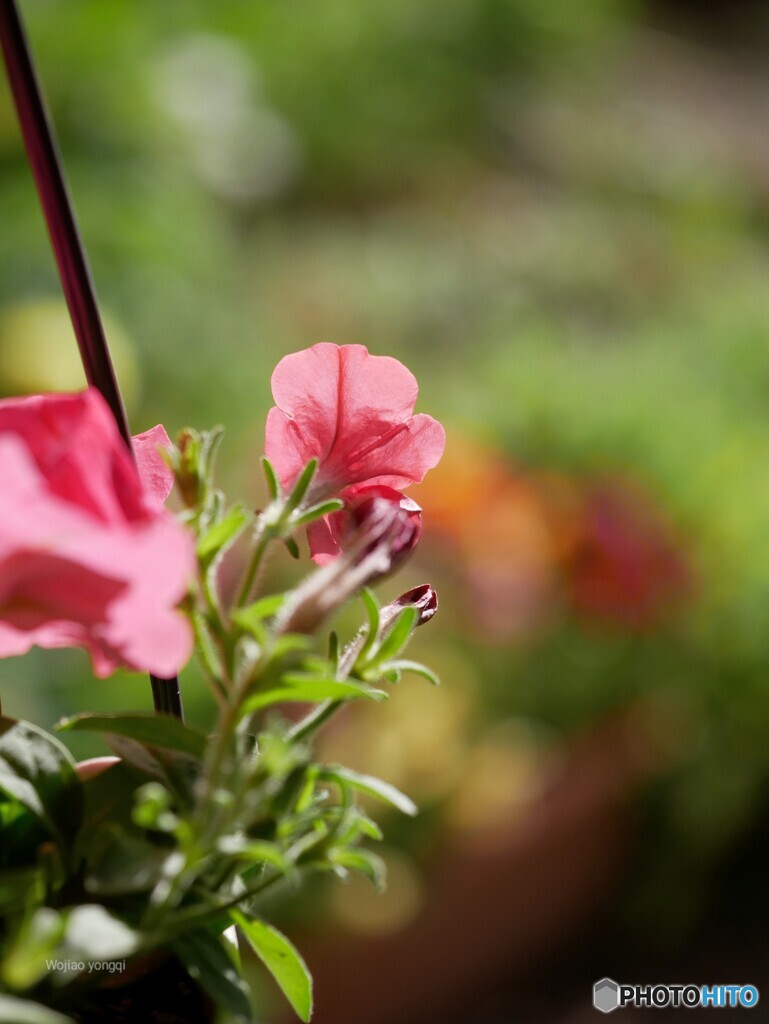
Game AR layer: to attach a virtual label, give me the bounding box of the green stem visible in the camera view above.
[161,867,298,938]
[287,699,342,743]
[235,527,272,609]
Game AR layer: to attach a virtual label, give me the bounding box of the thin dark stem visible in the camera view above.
[0,0,183,719]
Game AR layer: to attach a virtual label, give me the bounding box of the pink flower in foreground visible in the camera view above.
[265,343,445,561]
[0,389,194,677]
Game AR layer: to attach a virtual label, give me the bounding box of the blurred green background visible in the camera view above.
[2,0,769,1020]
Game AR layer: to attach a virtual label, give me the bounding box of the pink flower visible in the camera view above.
[0,389,194,677]
[265,343,445,561]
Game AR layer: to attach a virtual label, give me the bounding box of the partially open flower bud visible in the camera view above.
[278,495,422,635]
[346,485,422,579]
[175,428,203,508]
[386,583,438,627]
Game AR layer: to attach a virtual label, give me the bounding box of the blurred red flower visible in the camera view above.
[567,482,692,629]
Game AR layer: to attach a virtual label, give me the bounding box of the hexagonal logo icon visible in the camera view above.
[594,978,620,1014]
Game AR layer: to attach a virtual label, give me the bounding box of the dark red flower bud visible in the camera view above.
[388,584,438,627]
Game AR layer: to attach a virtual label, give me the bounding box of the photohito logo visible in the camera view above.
[593,979,760,1013]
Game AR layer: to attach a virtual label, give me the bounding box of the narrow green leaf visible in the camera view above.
[318,766,417,816]
[372,606,418,665]
[198,425,225,479]
[233,594,287,638]
[261,456,281,501]
[336,806,384,844]
[197,505,251,561]
[291,499,344,528]
[0,718,82,849]
[57,713,207,760]
[270,634,313,660]
[284,458,317,514]
[329,847,387,891]
[0,995,74,1024]
[284,536,301,559]
[174,930,253,1023]
[216,837,292,875]
[241,678,385,716]
[232,911,312,1023]
[281,672,376,690]
[384,660,440,685]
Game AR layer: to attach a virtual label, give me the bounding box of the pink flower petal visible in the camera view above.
[0,390,144,523]
[133,424,175,506]
[306,516,344,566]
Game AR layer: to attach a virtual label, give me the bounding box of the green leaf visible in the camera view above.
[373,606,418,664]
[284,536,301,559]
[0,995,74,1024]
[383,660,440,685]
[329,847,387,891]
[233,594,287,638]
[216,837,292,875]
[78,760,137,835]
[2,908,64,989]
[84,826,168,895]
[291,499,344,527]
[284,458,317,514]
[262,456,281,501]
[0,798,50,870]
[198,425,225,479]
[57,713,207,760]
[0,718,82,849]
[198,505,251,561]
[270,634,313,660]
[318,766,417,816]
[336,806,384,844]
[232,911,312,1023]
[0,866,43,913]
[241,678,386,716]
[118,741,201,807]
[174,929,253,1023]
